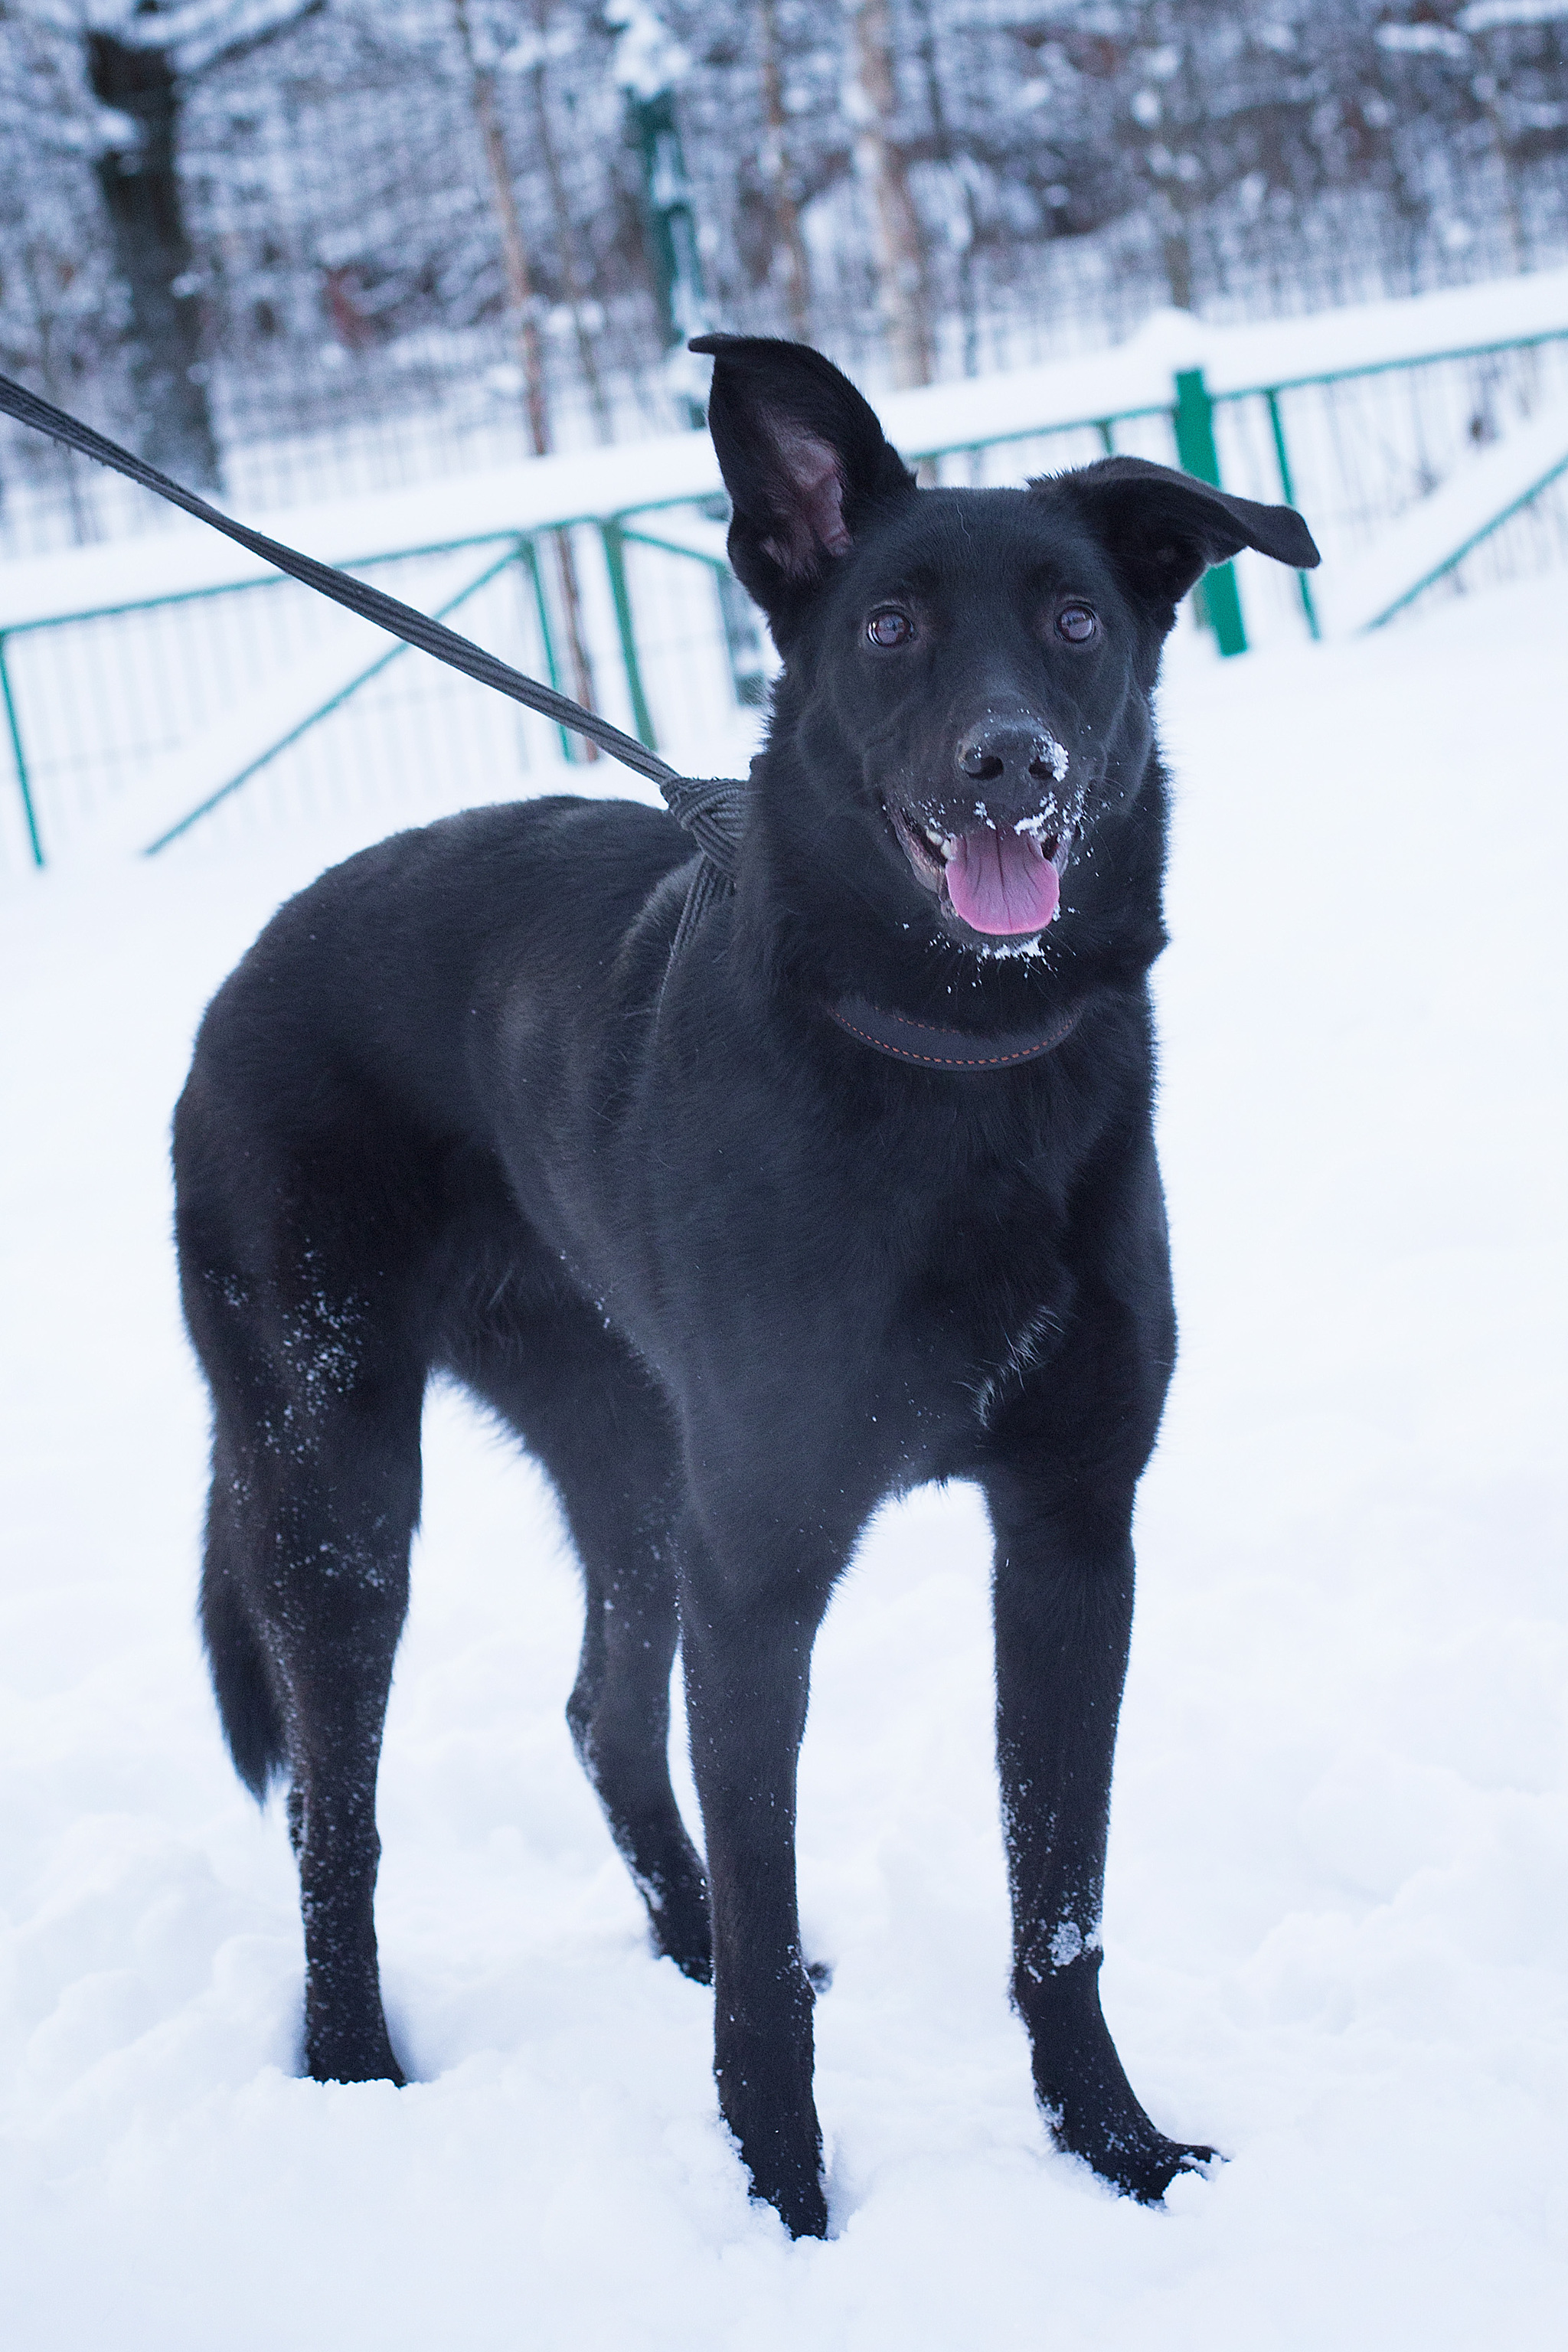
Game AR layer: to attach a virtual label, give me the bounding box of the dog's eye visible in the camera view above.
[1056,605,1098,645]
[866,609,913,648]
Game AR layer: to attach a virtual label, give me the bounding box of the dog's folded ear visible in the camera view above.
[1047,456,1321,613]
[691,335,916,632]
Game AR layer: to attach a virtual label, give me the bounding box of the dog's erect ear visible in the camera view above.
[1049,456,1320,613]
[691,334,916,625]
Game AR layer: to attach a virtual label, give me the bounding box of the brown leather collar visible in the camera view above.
[824,995,1083,1071]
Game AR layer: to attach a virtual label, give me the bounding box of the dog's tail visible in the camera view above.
[201,1528,287,1800]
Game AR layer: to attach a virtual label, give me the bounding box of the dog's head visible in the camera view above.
[692,334,1318,998]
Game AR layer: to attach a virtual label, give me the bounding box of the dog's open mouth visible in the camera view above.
[887,801,1067,938]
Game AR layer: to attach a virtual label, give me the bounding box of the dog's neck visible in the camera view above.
[823,993,1083,1070]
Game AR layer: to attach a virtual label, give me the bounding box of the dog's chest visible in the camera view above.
[601,1048,1089,1471]
[965,1296,1067,1430]
[915,1230,1074,1432]
[818,1173,1077,1452]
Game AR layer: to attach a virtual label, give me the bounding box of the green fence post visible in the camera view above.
[600,520,658,753]
[1173,366,1246,657]
[0,633,44,867]
[1264,387,1321,642]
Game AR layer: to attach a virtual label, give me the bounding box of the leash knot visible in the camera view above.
[661,773,748,882]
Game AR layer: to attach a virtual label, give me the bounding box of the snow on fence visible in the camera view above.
[3,267,1567,876]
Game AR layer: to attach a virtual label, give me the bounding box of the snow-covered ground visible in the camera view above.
[2,576,1564,2347]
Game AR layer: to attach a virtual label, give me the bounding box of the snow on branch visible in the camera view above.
[605,0,688,101]
[82,1,320,78]
[1459,0,1568,25]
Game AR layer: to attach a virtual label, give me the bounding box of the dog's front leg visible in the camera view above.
[677,1516,833,2239]
[985,1473,1214,2201]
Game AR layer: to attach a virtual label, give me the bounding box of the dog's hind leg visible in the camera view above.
[200,1429,288,1803]
[448,1300,711,1982]
[270,1388,419,2088]
[181,1190,430,2087]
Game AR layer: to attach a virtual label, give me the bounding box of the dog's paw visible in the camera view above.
[657,1936,714,1985]
[740,2148,828,2240]
[1054,2112,1220,2204]
[1126,2135,1220,2204]
[755,2177,829,2240]
[303,2034,405,2088]
[806,1957,834,1995]
[647,1875,714,1984]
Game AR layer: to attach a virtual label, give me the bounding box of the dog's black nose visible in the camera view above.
[956,724,1064,791]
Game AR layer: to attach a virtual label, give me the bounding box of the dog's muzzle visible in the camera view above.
[887,800,1073,938]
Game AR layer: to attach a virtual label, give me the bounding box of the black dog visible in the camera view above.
[174,336,1317,2238]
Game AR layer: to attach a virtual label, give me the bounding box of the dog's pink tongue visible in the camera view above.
[945,826,1060,936]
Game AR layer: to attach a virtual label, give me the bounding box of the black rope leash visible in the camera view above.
[0,372,748,913]
[1,375,1086,1075]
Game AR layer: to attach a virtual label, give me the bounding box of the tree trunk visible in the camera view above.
[908,0,977,374]
[87,32,222,490]
[848,0,931,387]
[452,0,597,740]
[758,0,812,341]
[1161,220,1194,312]
[529,3,612,443]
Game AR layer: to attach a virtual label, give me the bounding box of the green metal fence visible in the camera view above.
[4,272,1566,875]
